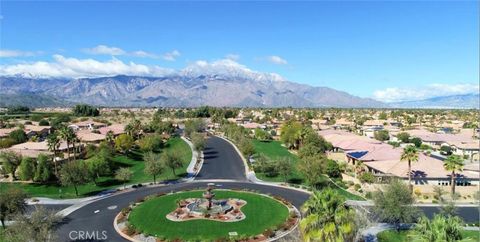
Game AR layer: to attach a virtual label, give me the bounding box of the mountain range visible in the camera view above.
[0,74,477,109]
[0,74,385,108]
[390,93,479,109]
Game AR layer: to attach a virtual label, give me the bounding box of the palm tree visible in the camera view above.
[401,145,419,192]
[443,155,464,199]
[411,214,463,242]
[300,189,356,242]
[105,130,115,147]
[58,127,72,162]
[46,132,60,175]
[70,134,79,161]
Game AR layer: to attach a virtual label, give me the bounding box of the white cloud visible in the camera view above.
[83,45,126,56]
[0,55,173,78]
[225,54,240,61]
[162,50,181,61]
[267,55,287,65]
[373,83,479,102]
[131,50,158,58]
[0,49,41,58]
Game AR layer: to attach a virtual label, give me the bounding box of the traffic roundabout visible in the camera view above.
[115,185,300,241]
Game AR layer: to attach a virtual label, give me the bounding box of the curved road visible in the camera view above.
[54,136,479,241]
[195,136,247,181]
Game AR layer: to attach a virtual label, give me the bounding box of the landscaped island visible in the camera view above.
[120,189,298,241]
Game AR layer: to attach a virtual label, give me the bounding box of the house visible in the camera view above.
[69,120,107,131]
[5,141,70,158]
[23,125,51,140]
[319,129,479,186]
[0,128,16,138]
[98,124,125,136]
[76,130,106,144]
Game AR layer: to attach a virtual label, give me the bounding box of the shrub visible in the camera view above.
[354,184,361,191]
[359,172,375,184]
[325,159,342,178]
[414,188,422,197]
[423,195,429,200]
[38,119,50,126]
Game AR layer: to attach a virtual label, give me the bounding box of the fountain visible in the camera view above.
[204,183,215,210]
[167,183,247,222]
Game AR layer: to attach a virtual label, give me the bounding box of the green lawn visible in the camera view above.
[252,139,364,201]
[252,140,304,183]
[0,137,192,199]
[128,190,290,241]
[0,228,4,242]
[377,229,480,242]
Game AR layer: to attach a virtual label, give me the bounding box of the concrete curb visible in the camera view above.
[216,135,313,195]
[181,136,203,180]
[113,189,301,242]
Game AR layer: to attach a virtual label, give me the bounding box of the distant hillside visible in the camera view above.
[0,75,385,108]
[0,93,73,108]
[390,93,479,109]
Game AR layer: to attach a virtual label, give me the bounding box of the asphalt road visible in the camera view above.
[52,135,479,241]
[195,136,247,181]
[55,181,310,242]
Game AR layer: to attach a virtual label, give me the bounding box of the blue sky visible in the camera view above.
[0,1,478,102]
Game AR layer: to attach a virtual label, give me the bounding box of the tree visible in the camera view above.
[443,155,464,199]
[59,161,90,196]
[184,119,206,138]
[440,145,453,156]
[297,155,325,186]
[138,134,163,152]
[410,137,422,148]
[280,120,303,149]
[18,157,35,181]
[373,179,419,228]
[374,130,390,141]
[105,130,115,147]
[58,126,76,161]
[8,129,27,144]
[0,151,22,180]
[325,159,341,178]
[379,112,388,120]
[254,128,271,141]
[396,132,410,143]
[298,143,323,159]
[0,188,27,228]
[275,157,293,182]
[191,132,206,155]
[163,151,183,178]
[86,154,111,186]
[115,167,133,189]
[300,188,356,242]
[46,132,60,175]
[238,137,255,157]
[38,119,50,126]
[359,172,375,183]
[410,214,463,242]
[72,104,100,117]
[125,119,142,139]
[34,154,53,183]
[115,134,135,153]
[3,206,60,242]
[401,145,419,192]
[144,152,164,184]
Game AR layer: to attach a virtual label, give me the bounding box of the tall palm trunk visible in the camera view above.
[66,142,70,162]
[408,160,412,192]
[53,148,58,175]
[451,170,456,199]
[72,141,77,161]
